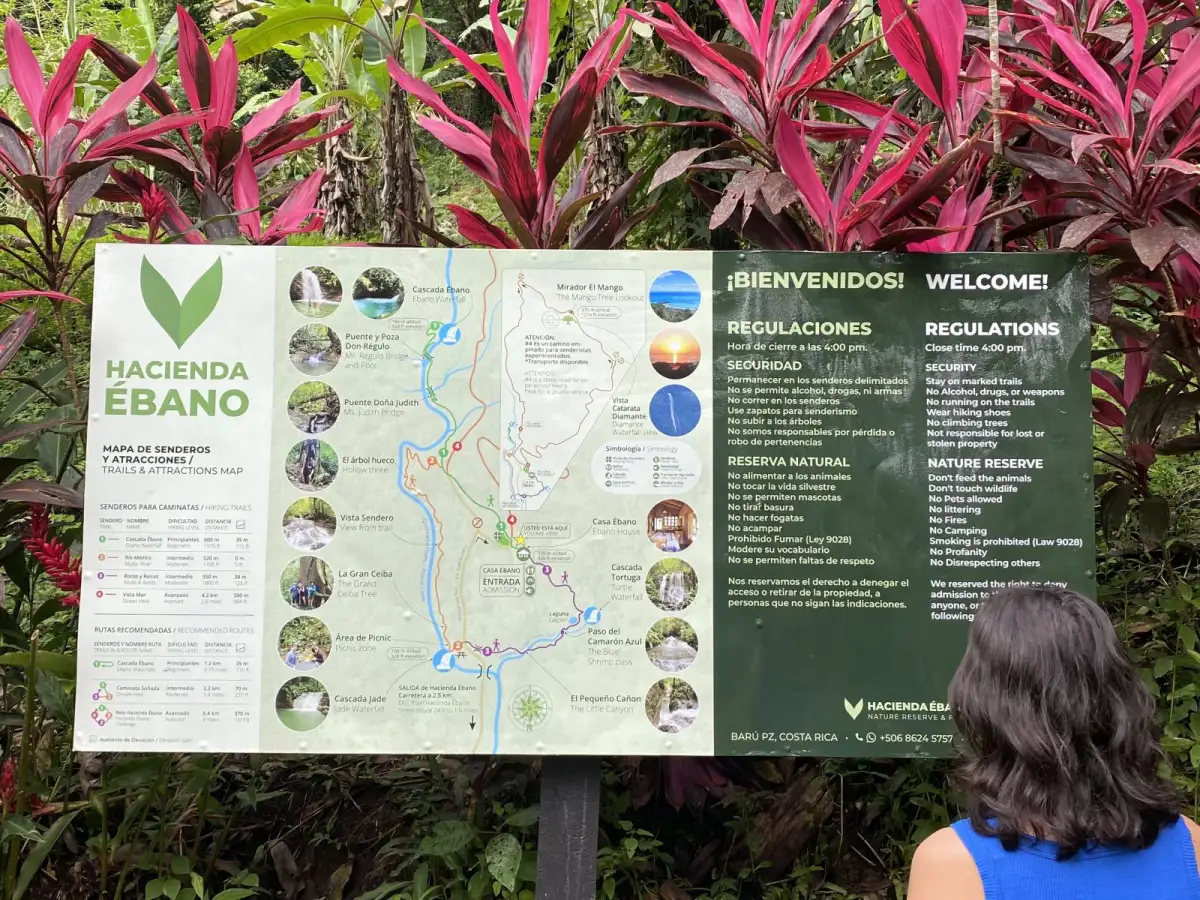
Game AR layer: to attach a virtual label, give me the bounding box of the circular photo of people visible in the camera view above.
[645,559,698,611]
[353,267,405,319]
[279,616,332,671]
[645,617,698,673]
[287,381,341,435]
[289,324,342,376]
[649,384,701,437]
[280,556,334,610]
[649,270,701,323]
[646,499,697,553]
[285,439,338,492]
[649,328,701,379]
[275,677,330,731]
[282,497,337,551]
[289,266,342,319]
[645,677,699,733]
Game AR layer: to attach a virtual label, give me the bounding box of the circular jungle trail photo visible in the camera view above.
[644,677,699,733]
[280,556,335,610]
[285,438,339,491]
[278,616,333,671]
[287,381,342,435]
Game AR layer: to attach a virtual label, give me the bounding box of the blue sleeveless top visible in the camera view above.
[952,817,1200,899]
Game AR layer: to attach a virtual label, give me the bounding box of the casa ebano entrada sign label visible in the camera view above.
[75,246,1092,757]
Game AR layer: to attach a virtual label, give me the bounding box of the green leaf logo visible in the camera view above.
[140,257,223,348]
[844,698,864,720]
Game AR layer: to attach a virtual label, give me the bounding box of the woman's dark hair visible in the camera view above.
[949,584,1180,858]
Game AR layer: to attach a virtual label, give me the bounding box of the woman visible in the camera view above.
[908,584,1200,899]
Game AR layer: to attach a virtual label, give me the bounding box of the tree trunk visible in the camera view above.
[586,79,628,202]
[380,83,434,245]
[319,109,366,240]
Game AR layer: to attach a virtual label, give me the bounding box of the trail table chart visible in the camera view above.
[76,247,1092,759]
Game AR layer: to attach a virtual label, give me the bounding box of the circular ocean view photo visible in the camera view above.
[649,270,701,323]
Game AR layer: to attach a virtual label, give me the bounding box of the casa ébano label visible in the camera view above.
[103,257,250,418]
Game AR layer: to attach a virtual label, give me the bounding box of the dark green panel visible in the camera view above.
[711,252,1093,758]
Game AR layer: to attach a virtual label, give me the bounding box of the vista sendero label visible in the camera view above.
[103,256,250,418]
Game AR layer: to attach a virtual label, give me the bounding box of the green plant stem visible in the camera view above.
[5,635,39,898]
[51,301,83,414]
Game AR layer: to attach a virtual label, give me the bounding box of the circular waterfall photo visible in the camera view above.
[644,677,699,733]
[289,266,342,319]
[645,617,698,673]
[275,677,330,731]
[646,559,698,611]
[648,384,701,437]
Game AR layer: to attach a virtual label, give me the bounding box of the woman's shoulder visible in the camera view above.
[907,827,985,900]
[1180,815,1200,858]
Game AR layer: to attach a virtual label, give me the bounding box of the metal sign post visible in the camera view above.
[536,757,602,900]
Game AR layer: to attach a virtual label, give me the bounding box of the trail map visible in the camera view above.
[76,246,1090,757]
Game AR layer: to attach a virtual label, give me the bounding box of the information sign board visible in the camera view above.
[74,247,1091,755]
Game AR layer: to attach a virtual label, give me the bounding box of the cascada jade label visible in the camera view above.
[74,247,1092,757]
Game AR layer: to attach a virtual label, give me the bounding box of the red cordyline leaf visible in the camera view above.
[490,115,538,224]
[23,504,81,607]
[3,18,46,137]
[775,116,832,235]
[879,0,945,115]
[264,168,325,243]
[75,55,161,153]
[387,58,486,139]
[1040,20,1126,136]
[1091,368,1125,407]
[176,3,213,113]
[232,150,261,241]
[209,39,239,129]
[0,290,80,304]
[244,80,301,142]
[449,204,519,248]
[41,36,93,139]
[1119,333,1151,407]
[1093,397,1126,427]
[514,0,551,126]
